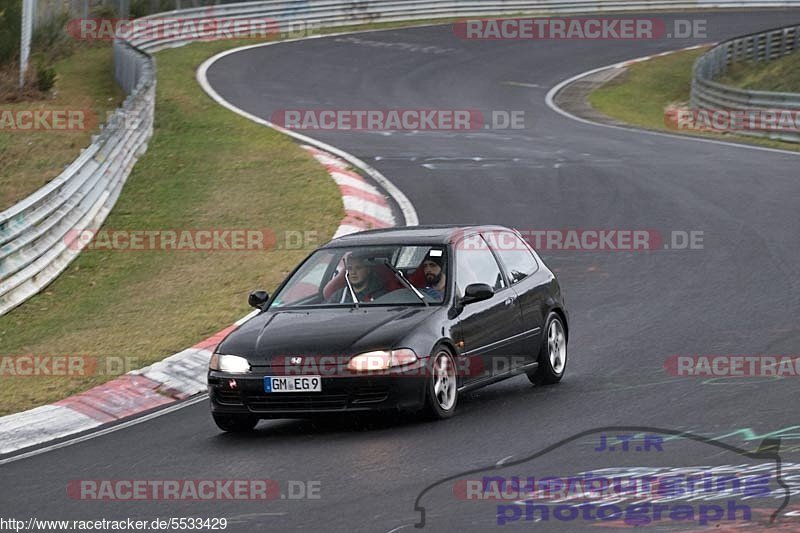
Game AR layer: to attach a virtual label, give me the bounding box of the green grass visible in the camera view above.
[589,49,705,130]
[0,45,124,209]
[718,52,800,93]
[0,39,343,415]
[589,48,800,152]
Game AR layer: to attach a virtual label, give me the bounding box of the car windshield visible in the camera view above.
[270,245,448,308]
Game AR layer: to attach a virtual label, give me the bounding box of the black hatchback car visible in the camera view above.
[209,225,569,431]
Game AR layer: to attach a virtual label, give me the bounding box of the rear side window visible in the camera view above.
[483,231,538,284]
[455,234,506,296]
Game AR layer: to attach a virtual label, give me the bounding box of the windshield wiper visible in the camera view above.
[344,266,360,309]
[383,260,429,306]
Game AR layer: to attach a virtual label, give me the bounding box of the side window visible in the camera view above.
[483,231,538,284]
[456,235,506,296]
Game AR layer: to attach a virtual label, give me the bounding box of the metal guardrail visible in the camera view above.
[690,24,800,142]
[0,41,154,316]
[4,1,800,316]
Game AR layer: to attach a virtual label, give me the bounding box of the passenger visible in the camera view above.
[418,251,446,300]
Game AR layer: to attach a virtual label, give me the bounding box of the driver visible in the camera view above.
[329,252,388,303]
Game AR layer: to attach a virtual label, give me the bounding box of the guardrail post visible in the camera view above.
[19,0,33,88]
[779,28,786,58]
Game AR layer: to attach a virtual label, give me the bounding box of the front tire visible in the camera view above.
[423,348,458,420]
[527,312,567,385]
[213,413,258,432]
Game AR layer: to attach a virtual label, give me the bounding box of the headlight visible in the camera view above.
[347,349,418,372]
[209,354,251,373]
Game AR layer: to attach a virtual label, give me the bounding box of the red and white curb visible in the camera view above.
[301,145,396,236]
[0,146,400,457]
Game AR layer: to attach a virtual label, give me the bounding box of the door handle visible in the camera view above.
[504,296,516,306]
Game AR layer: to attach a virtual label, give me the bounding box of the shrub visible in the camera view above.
[35,61,56,92]
[130,0,150,18]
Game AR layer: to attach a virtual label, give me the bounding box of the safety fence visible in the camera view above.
[690,23,800,142]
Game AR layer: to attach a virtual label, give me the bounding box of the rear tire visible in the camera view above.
[423,348,458,420]
[527,312,567,385]
[213,413,258,432]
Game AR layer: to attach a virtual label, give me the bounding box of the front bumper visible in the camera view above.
[208,365,428,418]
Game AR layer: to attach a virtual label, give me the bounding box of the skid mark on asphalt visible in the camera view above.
[332,36,460,55]
[553,264,610,278]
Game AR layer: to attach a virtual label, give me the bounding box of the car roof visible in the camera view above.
[321,224,513,248]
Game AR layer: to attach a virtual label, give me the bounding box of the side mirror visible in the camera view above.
[462,283,494,305]
[248,290,270,310]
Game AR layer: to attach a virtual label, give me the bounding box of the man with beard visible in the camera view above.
[419,250,447,301]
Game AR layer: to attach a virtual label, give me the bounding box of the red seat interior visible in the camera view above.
[375,264,403,292]
[408,265,426,288]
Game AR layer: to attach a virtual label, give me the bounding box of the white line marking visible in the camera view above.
[504,81,542,88]
[196,38,419,227]
[544,46,800,158]
[496,454,515,466]
[0,395,208,466]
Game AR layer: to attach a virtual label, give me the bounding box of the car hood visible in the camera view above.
[217,306,438,365]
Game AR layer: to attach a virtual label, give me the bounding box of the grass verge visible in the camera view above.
[588,47,800,152]
[718,52,800,93]
[0,39,343,416]
[0,45,124,209]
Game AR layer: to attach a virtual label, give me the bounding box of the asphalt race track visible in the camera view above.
[3,10,800,532]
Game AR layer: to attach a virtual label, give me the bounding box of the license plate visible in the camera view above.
[264,376,322,393]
